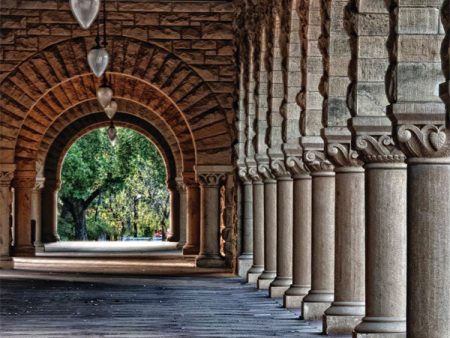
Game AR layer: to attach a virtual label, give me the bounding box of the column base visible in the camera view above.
[237,253,253,278]
[257,271,276,289]
[301,290,334,320]
[182,244,199,255]
[283,285,310,308]
[353,317,406,337]
[13,245,35,257]
[269,277,292,298]
[176,241,186,249]
[34,242,45,253]
[0,256,13,269]
[42,233,60,243]
[196,254,226,268]
[324,314,363,335]
[247,265,264,283]
[167,235,179,242]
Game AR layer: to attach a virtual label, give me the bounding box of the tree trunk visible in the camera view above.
[72,202,88,240]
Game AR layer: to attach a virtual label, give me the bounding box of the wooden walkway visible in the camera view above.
[0,271,350,337]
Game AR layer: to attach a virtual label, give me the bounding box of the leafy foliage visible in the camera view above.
[58,127,169,241]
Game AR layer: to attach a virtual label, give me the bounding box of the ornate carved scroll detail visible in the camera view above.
[270,158,291,178]
[248,166,263,183]
[355,135,406,163]
[397,124,450,158]
[285,156,309,178]
[0,170,15,187]
[304,150,334,173]
[327,143,363,168]
[257,163,275,182]
[237,167,251,184]
[198,173,226,188]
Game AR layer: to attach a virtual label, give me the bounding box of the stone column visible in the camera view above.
[176,178,187,249]
[0,164,15,266]
[353,137,407,336]
[182,182,200,255]
[284,158,311,308]
[13,171,36,257]
[302,150,335,320]
[195,169,228,268]
[31,177,45,252]
[406,157,450,338]
[269,161,293,298]
[324,145,365,334]
[237,171,253,278]
[257,166,277,289]
[247,169,264,283]
[41,178,60,243]
[167,180,180,242]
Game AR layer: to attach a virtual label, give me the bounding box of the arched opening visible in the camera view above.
[57,127,169,244]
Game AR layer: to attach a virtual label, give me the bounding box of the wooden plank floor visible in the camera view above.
[0,272,351,337]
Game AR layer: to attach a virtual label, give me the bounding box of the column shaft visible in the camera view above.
[31,182,44,251]
[407,159,450,338]
[257,179,277,289]
[14,180,35,256]
[238,181,253,277]
[196,174,225,268]
[167,186,180,242]
[269,177,293,298]
[41,183,60,243]
[176,186,187,249]
[284,175,311,308]
[0,179,13,263]
[324,168,365,334]
[302,172,335,320]
[183,184,200,255]
[355,163,406,336]
[247,181,264,282]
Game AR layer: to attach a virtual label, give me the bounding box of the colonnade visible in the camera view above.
[235,0,449,337]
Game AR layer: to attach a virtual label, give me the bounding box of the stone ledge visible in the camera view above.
[324,314,363,335]
[302,301,331,320]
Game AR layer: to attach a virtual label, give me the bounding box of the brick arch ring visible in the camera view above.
[36,98,185,181]
[0,36,234,175]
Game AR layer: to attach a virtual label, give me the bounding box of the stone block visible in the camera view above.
[357,59,389,82]
[160,14,190,26]
[135,13,159,26]
[329,57,351,77]
[398,8,440,34]
[324,314,363,335]
[355,82,389,116]
[358,36,388,58]
[302,301,331,320]
[398,35,441,62]
[396,63,443,102]
[257,277,274,290]
[329,77,349,97]
[328,97,350,127]
[357,14,389,36]
[247,271,261,284]
[354,333,406,338]
[358,0,388,14]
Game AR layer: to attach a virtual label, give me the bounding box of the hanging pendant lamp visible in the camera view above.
[97,86,113,108]
[88,44,109,77]
[108,122,117,146]
[70,0,100,29]
[104,100,118,120]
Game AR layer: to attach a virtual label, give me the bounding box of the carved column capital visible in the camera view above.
[238,166,252,184]
[257,162,276,182]
[355,135,406,163]
[0,165,15,187]
[270,158,291,179]
[198,173,226,188]
[396,124,450,159]
[248,166,263,183]
[327,143,363,168]
[34,177,45,191]
[13,171,36,189]
[304,150,334,173]
[175,177,186,193]
[285,156,309,178]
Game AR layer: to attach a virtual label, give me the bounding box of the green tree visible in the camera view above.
[59,127,169,241]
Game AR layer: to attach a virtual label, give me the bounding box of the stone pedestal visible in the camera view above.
[13,172,36,257]
[196,172,226,268]
[257,177,277,290]
[269,175,293,298]
[183,184,200,255]
[238,180,253,278]
[167,181,180,242]
[31,178,45,252]
[324,166,365,334]
[176,179,187,250]
[302,161,335,320]
[354,163,407,337]
[284,173,311,308]
[247,179,264,283]
[407,158,450,338]
[41,179,60,243]
[0,164,15,266]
